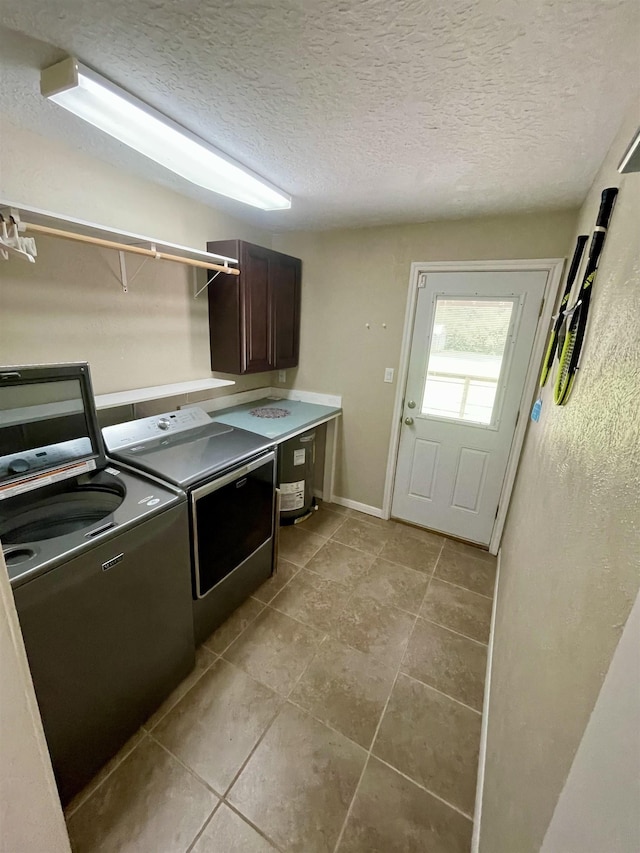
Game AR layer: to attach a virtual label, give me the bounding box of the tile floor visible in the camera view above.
[64,503,496,853]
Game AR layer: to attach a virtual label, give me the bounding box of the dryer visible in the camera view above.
[103,407,277,645]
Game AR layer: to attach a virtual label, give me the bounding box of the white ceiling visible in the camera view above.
[0,1,638,231]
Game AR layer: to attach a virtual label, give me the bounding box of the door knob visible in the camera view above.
[404,417,414,426]
[407,400,416,409]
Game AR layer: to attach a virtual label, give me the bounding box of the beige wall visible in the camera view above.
[0,551,71,853]
[273,210,577,508]
[0,118,274,398]
[541,589,640,853]
[479,104,640,852]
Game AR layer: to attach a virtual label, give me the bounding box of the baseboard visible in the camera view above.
[330,496,384,519]
[472,547,501,853]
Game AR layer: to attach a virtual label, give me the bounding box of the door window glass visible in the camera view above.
[422,297,516,425]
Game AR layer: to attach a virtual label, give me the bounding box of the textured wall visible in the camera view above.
[0,119,274,398]
[479,104,640,852]
[541,590,640,853]
[273,210,577,508]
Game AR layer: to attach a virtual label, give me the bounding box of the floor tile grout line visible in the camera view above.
[63,731,149,821]
[248,601,328,639]
[285,631,331,699]
[429,572,496,600]
[429,574,495,601]
[372,754,476,821]
[253,562,303,606]
[148,731,223,798]
[144,652,219,733]
[289,537,441,576]
[184,799,223,853]
[205,599,269,658]
[287,520,444,573]
[396,540,443,673]
[212,641,330,846]
[285,696,378,755]
[149,655,318,802]
[397,669,484,716]
[332,546,439,853]
[257,568,449,672]
[276,563,353,590]
[220,632,330,800]
[331,665,403,853]
[332,753,373,853]
[412,613,490,647]
[220,701,285,799]
[221,800,287,852]
[67,650,222,819]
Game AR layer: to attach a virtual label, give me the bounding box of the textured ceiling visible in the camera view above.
[0,1,638,231]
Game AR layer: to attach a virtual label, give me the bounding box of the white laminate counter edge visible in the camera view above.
[186,387,342,414]
[274,389,342,408]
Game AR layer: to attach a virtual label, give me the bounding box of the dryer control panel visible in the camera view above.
[103,407,213,451]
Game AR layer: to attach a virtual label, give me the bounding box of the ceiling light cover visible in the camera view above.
[40,57,291,211]
[618,125,640,174]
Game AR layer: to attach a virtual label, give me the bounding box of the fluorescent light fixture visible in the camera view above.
[41,57,291,211]
[618,125,640,174]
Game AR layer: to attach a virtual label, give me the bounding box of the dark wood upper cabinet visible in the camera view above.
[206,240,301,375]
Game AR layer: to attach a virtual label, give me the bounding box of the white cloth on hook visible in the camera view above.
[0,220,37,262]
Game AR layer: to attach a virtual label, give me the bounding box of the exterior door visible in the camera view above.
[391,269,547,545]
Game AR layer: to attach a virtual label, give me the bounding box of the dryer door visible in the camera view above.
[191,451,275,598]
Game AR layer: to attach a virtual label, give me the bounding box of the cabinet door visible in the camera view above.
[243,244,272,373]
[270,253,301,369]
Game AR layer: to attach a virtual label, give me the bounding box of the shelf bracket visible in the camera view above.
[118,251,128,293]
[117,249,156,293]
[194,269,221,299]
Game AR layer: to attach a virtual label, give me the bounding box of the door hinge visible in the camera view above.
[495,505,500,519]
[538,298,545,318]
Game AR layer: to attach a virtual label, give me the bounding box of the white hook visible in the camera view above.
[0,215,35,262]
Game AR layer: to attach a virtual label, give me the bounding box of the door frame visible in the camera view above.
[383,258,565,554]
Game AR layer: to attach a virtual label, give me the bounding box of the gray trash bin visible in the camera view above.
[278,429,316,523]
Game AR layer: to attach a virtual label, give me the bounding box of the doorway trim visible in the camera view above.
[382,258,565,554]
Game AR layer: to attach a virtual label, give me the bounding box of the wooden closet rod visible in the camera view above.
[22,221,240,275]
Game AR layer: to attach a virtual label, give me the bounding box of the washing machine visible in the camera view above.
[0,363,195,804]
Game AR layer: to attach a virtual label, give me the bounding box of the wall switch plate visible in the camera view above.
[278,370,286,382]
[384,367,394,383]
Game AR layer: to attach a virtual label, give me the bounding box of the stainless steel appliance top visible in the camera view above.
[102,407,274,489]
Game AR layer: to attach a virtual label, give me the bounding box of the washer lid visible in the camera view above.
[0,363,106,500]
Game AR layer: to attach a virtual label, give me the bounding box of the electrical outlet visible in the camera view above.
[384,367,394,383]
[278,370,286,383]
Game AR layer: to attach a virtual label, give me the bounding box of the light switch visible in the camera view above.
[384,367,394,383]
